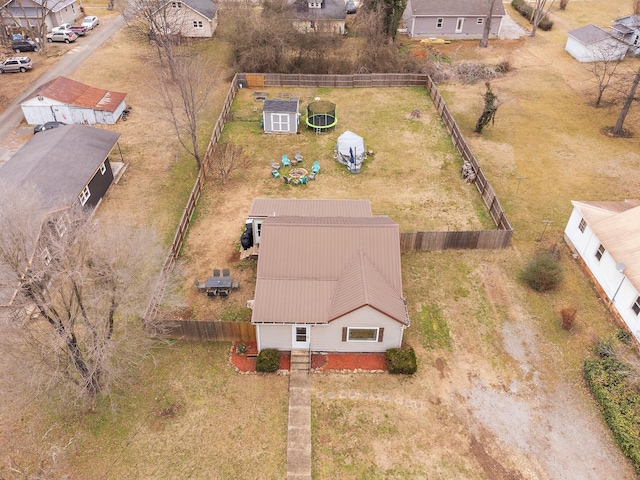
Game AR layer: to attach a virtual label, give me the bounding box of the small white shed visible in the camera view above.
[21,76,127,125]
[565,24,628,62]
[262,99,299,134]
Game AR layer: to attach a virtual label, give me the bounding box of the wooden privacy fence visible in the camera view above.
[145,73,513,324]
[160,320,256,342]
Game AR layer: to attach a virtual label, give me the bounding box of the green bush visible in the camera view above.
[538,18,554,31]
[584,357,640,473]
[520,250,564,292]
[256,348,281,373]
[386,347,417,375]
[510,0,553,31]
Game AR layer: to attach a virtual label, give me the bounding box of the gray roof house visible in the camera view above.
[250,199,409,353]
[612,14,640,55]
[402,0,505,39]
[262,98,300,134]
[150,0,218,38]
[0,124,121,305]
[291,0,346,35]
[565,24,628,62]
[1,0,78,36]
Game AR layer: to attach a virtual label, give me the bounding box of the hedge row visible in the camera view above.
[584,357,640,473]
[511,0,554,31]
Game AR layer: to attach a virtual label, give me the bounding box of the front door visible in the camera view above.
[455,18,464,33]
[292,325,310,350]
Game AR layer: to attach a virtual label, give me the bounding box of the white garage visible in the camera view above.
[565,24,628,63]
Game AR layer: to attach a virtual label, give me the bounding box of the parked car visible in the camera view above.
[345,0,356,13]
[81,15,99,30]
[33,121,66,134]
[46,31,78,43]
[11,39,38,53]
[0,56,33,73]
[51,22,87,36]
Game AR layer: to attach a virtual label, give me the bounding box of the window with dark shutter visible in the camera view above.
[378,328,384,342]
[342,327,347,342]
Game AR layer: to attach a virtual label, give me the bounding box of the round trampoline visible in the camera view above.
[306,100,337,133]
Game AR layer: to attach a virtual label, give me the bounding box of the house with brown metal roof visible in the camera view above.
[20,76,127,125]
[402,0,505,39]
[564,200,640,342]
[251,203,409,353]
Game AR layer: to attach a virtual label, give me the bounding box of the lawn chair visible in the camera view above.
[213,269,221,277]
[270,160,280,170]
[272,169,280,178]
[299,176,308,185]
[295,152,303,163]
[308,172,316,180]
[222,268,230,277]
[283,176,292,185]
[194,279,206,292]
[311,161,320,174]
[281,154,291,167]
[232,281,240,290]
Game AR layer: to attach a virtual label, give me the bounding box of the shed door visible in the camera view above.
[455,18,464,33]
[292,325,310,350]
[271,113,290,132]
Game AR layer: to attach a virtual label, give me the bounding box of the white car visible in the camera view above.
[81,16,99,30]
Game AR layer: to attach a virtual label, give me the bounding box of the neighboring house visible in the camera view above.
[612,14,640,56]
[291,0,346,35]
[250,199,409,353]
[262,99,300,134]
[21,76,127,125]
[565,24,628,62]
[402,0,505,39]
[564,200,640,341]
[150,0,218,38]
[1,0,78,35]
[0,124,122,306]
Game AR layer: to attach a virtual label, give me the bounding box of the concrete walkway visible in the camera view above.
[287,350,312,480]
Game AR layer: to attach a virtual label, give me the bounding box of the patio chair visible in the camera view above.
[308,172,316,180]
[194,279,206,292]
[311,161,321,174]
[232,281,240,290]
[291,157,298,166]
[213,269,221,277]
[281,154,291,167]
[222,268,230,277]
[295,152,303,163]
[272,169,280,178]
[283,176,292,185]
[299,176,308,185]
[270,160,280,170]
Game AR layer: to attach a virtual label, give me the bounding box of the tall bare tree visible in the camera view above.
[479,0,497,48]
[0,0,67,50]
[0,189,165,403]
[611,66,640,136]
[529,0,555,37]
[587,43,625,107]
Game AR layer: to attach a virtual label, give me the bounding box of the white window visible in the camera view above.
[455,18,464,33]
[477,18,484,25]
[595,244,605,261]
[172,1,181,7]
[436,18,443,28]
[633,297,640,316]
[271,113,290,132]
[79,185,91,206]
[193,21,203,28]
[99,163,106,175]
[347,327,379,342]
[578,218,586,233]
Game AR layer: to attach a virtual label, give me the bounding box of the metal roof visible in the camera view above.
[409,0,505,17]
[31,76,127,112]
[292,0,346,21]
[249,198,372,218]
[572,200,640,291]
[252,215,407,326]
[0,124,120,214]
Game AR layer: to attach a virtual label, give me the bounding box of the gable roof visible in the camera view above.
[249,198,372,218]
[0,124,120,214]
[252,215,407,325]
[2,0,76,13]
[263,98,299,114]
[613,14,640,27]
[292,0,346,21]
[568,24,616,45]
[408,0,505,17]
[29,77,126,113]
[155,0,217,19]
[572,200,640,291]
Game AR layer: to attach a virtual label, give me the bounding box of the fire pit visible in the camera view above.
[289,168,307,179]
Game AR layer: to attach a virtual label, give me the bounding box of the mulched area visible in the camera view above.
[230,342,387,374]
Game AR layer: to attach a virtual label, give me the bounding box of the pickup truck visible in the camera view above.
[51,22,87,36]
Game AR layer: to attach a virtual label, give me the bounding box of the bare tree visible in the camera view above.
[0,0,68,51]
[479,0,497,48]
[0,189,165,403]
[587,43,625,107]
[157,52,215,171]
[210,142,247,185]
[474,82,499,133]
[611,66,640,137]
[529,0,555,37]
[559,0,569,10]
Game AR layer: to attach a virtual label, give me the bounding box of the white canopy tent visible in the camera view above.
[335,130,366,174]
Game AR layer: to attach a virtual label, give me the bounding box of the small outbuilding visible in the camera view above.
[335,130,366,173]
[565,24,628,62]
[21,76,127,125]
[262,99,300,134]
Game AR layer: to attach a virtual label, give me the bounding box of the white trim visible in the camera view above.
[79,185,91,206]
[292,325,310,349]
[99,163,106,175]
[347,326,379,342]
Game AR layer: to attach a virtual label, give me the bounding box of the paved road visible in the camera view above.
[0,14,126,143]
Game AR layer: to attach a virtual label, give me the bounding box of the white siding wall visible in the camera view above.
[257,324,292,351]
[565,37,628,62]
[565,207,640,339]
